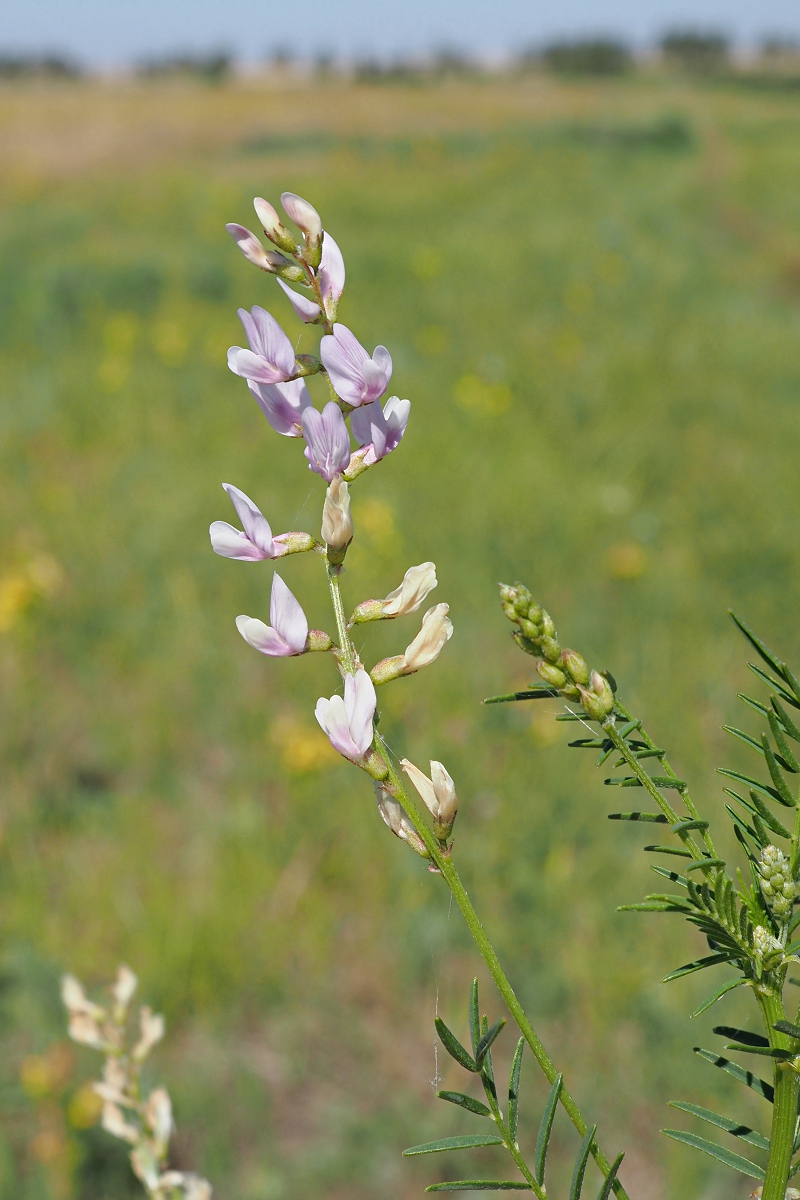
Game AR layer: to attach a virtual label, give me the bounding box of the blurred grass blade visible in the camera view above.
[595,1153,624,1200]
[569,1124,596,1200]
[427,1184,532,1192]
[662,1129,765,1179]
[534,1073,562,1185]
[508,1038,524,1143]
[668,1101,769,1150]
[404,1135,505,1156]
[693,1048,774,1102]
[691,977,746,1017]
[438,1091,492,1117]
[436,1018,478,1072]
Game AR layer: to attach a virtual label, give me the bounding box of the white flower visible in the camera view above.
[321,475,353,549]
[382,563,437,617]
[403,604,453,671]
[132,1005,166,1062]
[401,758,458,829]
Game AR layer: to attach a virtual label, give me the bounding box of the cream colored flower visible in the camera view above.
[401,758,458,828]
[382,563,437,617]
[402,604,453,671]
[132,1005,166,1062]
[321,475,353,548]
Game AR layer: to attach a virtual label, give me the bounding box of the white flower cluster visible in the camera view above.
[758,844,796,921]
[62,966,211,1200]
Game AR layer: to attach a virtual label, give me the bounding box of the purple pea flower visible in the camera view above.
[227,306,296,385]
[277,232,346,323]
[302,402,351,482]
[350,396,410,466]
[236,574,308,657]
[320,324,392,407]
[315,669,376,762]
[248,378,313,437]
[210,484,283,561]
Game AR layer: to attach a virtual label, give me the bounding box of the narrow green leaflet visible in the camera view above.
[427,1184,532,1193]
[668,1102,769,1151]
[691,977,747,1018]
[438,1091,492,1117]
[662,1130,765,1180]
[404,1135,505,1157]
[772,1019,800,1041]
[662,953,731,982]
[729,612,787,678]
[484,689,558,704]
[595,1154,624,1200]
[717,768,792,808]
[469,979,480,1056]
[476,1019,506,1068]
[761,735,796,806]
[712,1026,769,1047]
[607,812,668,823]
[773,696,800,743]
[643,845,693,858]
[534,1074,562,1185]
[693,1048,774,1103]
[768,708,800,771]
[747,663,800,710]
[724,726,765,756]
[436,1018,478,1072]
[724,1044,794,1060]
[508,1038,524,1143]
[569,1125,596,1200]
[671,819,708,834]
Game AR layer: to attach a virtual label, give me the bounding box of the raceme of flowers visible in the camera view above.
[213,190,458,852]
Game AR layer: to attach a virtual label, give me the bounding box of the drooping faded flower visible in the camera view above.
[227,306,296,385]
[320,323,392,406]
[236,574,309,657]
[315,669,376,762]
[303,403,351,482]
[210,484,313,561]
[248,378,313,437]
[370,603,453,684]
[350,395,410,465]
[382,563,437,617]
[401,758,458,835]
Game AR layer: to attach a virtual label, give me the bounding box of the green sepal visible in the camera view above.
[668,1100,769,1150]
[507,1039,524,1143]
[404,1135,505,1156]
[476,1019,506,1069]
[436,1017,478,1072]
[534,1074,562,1185]
[662,953,731,982]
[762,734,796,806]
[469,979,480,1056]
[718,768,793,808]
[438,1091,493,1117]
[608,812,668,823]
[691,977,747,1017]
[595,1154,624,1200]
[569,1125,596,1200]
[662,1129,765,1180]
[713,1026,768,1047]
[693,1048,774,1103]
[426,1184,532,1192]
[773,1019,800,1041]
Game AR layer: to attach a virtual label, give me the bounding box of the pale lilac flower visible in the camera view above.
[248,378,312,437]
[277,233,346,323]
[210,484,281,561]
[226,224,271,269]
[303,403,351,482]
[315,669,376,761]
[281,191,323,240]
[227,306,296,385]
[236,574,308,657]
[253,196,297,253]
[350,395,410,465]
[320,324,392,406]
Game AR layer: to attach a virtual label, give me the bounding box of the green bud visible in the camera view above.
[526,601,543,625]
[502,600,518,622]
[277,262,307,283]
[303,237,323,270]
[518,618,540,640]
[307,629,333,652]
[562,683,581,700]
[511,630,539,656]
[294,354,323,377]
[540,610,555,638]
[498,583,516,603]
[537,661,567,688]
[513,589,531,615]
[351,598,386,624]
[540,636,561,664]
[561,649,589,686]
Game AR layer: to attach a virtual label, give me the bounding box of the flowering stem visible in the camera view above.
[756,987,797,1200]
[327,561,357,674]
[377,743,630,1200]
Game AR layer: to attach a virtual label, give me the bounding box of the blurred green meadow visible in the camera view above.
[2,66,800,1200]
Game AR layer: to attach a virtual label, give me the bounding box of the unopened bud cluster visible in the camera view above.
[758,844,796,921]
[753,925,785,971]
[499,582,614,720]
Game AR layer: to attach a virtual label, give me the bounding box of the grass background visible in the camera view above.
[2,67,800,1200]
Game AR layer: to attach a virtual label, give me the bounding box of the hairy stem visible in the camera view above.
[757,988,798,1200]
[327,561,357,674]
[377,743,630,1200]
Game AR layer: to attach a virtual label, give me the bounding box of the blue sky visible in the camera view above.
[5,0,800,65]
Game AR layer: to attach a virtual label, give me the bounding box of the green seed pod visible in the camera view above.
[537,661,567,688]
[561,649,590,686]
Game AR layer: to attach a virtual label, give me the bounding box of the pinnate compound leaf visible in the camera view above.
[693,1048,773,1103]
[438,1091,492,1117]
[534,1074,562,1185]
[436,1017,478,1072]
[427,1184,532,1193]
[404,1135,505,1157]
[668,1101,769,1151]
[508,1038,524,1143]
[595,1153,624,1200]
[662,1129,764,1180]
[569,1125,596,1200]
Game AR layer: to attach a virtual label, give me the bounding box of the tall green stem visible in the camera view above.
[758,988,798,1200]
[327,560,356,673]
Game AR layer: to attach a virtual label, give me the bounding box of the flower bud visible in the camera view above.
[561,649,589,686]
[519,618,540,640]
[307,630,333,652]
[401,758,458,838]
[226,223,271,269]
[321,475,353,556]
[272,531,316,555]
[511,630,539,656]
[578,671,615,720]
[537,662,567,688]
[498,583,516,603]
[540,635,561,664]
[502,600,517,621]
[513,586,531,615]
[758,845,795,920]
[281,192,323,266]
[540,610,556,638]
[254,196,298,254]
[753,925,784,971]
